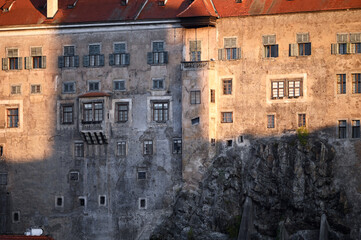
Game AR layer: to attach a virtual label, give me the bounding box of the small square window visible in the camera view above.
[7,108,19,128]
[63,82,75,94]
[238,135,244,143]
[152,102,168,122]
[338,120,347,139]
[64,46,75,56]
[99,195,106,206]
[223,79,232,95]
[267,115,275,128]
[55,196,64,207]
[227,140,233,147]
[74,142,84,157]
[211,138,216,146]
[152,78,164,90]
[31,84,41,94]
[137,168,147,180]
[117,141,127,156]
[11,85,21,95]
[173,139,182,154]
[191,117,200,125]
[337,74,346,94]
[210,89,215,103]
[0,145,3,157]
[114,80,125,91]
[116,103,129,123]
[143,140,153,155]
[69,171,79,181]
[352,120,360,138]
[221,112,233,123]
[78,197,86,207]
[0,173,7,185]
[88,81,100,92]
[139,198,147,209]
[61,105,73,124]
[114,43,126,53]
[12,211,20,223]
[190,90,201,104]
[298,114,306,128]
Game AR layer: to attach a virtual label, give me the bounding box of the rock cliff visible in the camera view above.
[151,136,361,240]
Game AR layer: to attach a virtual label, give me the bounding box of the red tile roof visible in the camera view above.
[177,0,218,18]
[0,236,54,240]
[0,0,360,26]
[78,92,111,98]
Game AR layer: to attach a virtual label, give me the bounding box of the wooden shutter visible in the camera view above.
[74,56,79,67]
[7,49,18,58]
[83,55,90,67]
[0,105,5,128]
[263,35,276,45]
[41,56,46,68]
[2,58,8,70]
[31,47,42,56]
[163,51,168,63]
[350,33,361,43]
[337,34,348,43]
[89,45,100,55]
[347,43,352,54]
[25,57,31,69]
[331,44,338,54]
[58,56,64,68]
[109,54,115,66]
[124,53,130,65]
[236,48,241,59]
[99,55,105,66]
[18,57,22,70]
[147,52,153,64]
[297,33,309,43]
[350,43,356,54]
[224,38,236,48]
[289,44,298,57]
[218,49,223,60]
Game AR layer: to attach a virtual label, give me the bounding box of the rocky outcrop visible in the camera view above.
[151,137,359,240]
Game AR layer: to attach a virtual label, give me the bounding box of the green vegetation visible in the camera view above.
[297,126,309,146]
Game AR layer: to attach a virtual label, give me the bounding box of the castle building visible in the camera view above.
[0,0,360,239]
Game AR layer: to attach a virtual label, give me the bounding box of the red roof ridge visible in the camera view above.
[177,0,218,18]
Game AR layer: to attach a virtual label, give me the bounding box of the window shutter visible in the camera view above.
[18,57,22,70]
[289,44,298,57]
[189,41,196,51]
[109,54,115,66]
[2,58,8,70]
[224,38,236,48]
[58,56,64,68]
[331,44,338,54]
[263,35,276,45]
[196,41,201,51]
[147,52,153,64]
[350,33,361,43]
[25,57,31,69]
[218,49,224,60]
[74,56,79,67]
[64,47,69,56]
[124,53,130,65]
[41,56,46,69]
[83,55,90,67]
[337,34,348,43]
[350,43,356,54]
[163,51,168,63]
[31,47,42,56]
[0,105,5,128]
[99,55,105,66]
[236,48,241,59]
[8,49,18,58]
[297,33,309,43]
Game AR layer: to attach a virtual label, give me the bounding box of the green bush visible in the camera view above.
[297,127,309,146]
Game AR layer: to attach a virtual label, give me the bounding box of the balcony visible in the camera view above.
[181,61,215,70]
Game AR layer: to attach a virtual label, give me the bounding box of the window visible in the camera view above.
[0,146,3,157]
[61,105,73,124]
[99,195,106,206]
[69,171,79,181]
[298,114,306,127]
[272,81,284,99]
[289,33,311,56]
[338,120,347,139]
[27,47,46,69]
[189,40,201,61]
[143,140,153,155]
[11,85,21,95]
[238,135,244,143]
[2,48,22,70]
[7,108,18,128]
[221,112,233,123]
[109,43,130,66]
[267,115,275,128]
[271,79,303,99]
[74,142,84,157]
[58,46,79,68]
[63,82,75,94]
[211,138,216,146]
[350,33,361,53]
[152,102,168,122]
[210,89,215,103]
[337,74,346,94]
[352,120,360,138]
[83,102,103,123]
[227,140,233,147]
[331,34,351,55]
[83,44,104,67]
[88,81,100,92]
[12,211,20,223]
[78,197,86,207]
[137,168,147,180]
[117,141,127,156]
[190,90,201,104]
[352,73,361,94]
[173,139,182,154]
[0,173,7,185]
[152,78,164,90]
[139,198,147,209]
[113,80,125,91]
[218,38,241,60]
[288,80,302,98]
[147,41,168,64]
[31,84,41,94]
[223,79,232,95]
[191,117,200,125]
[263,35,278,58]
[55,196,64,207]
[116,103,129,122]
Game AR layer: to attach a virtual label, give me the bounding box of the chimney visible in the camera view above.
[47,0,58,18]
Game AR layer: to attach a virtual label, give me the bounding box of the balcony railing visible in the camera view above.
[181,60,215,70]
